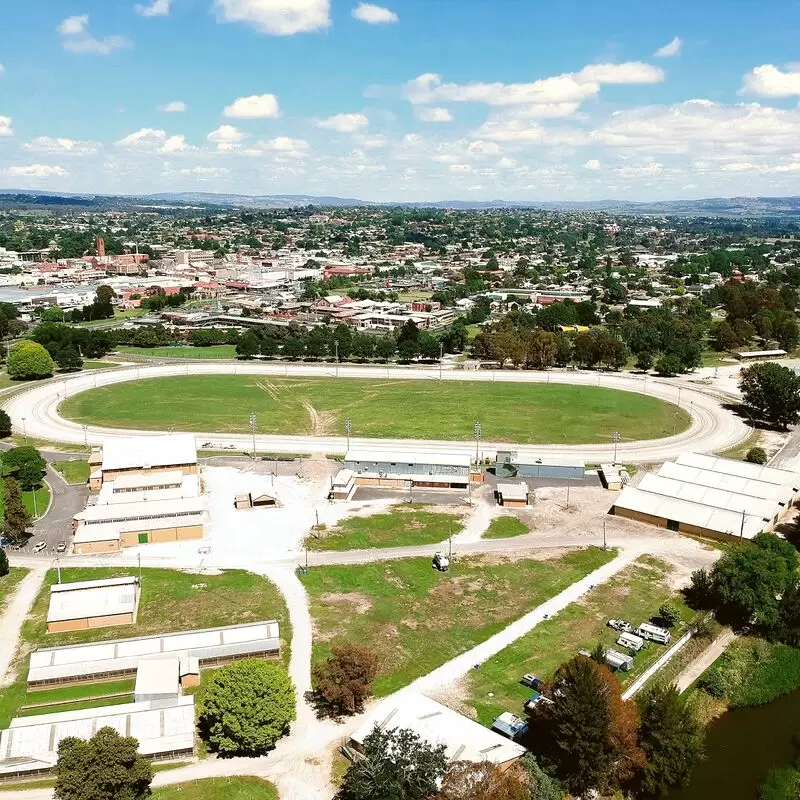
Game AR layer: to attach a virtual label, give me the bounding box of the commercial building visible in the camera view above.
[496,482,529,507]
[0,697,195,781]
[344,448,473,489]
[90,433,198,491]
[28,620,281,688]
[609,453,800,541]
[46,577,140,634]
[495,452,585,481]
[350,693,526,770]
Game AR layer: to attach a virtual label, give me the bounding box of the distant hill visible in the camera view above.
[3,188,800,216]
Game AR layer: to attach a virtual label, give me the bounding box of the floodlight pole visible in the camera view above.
[474,420,481,463]
[334,340,339,378]
[603,519,607,551]
[31,487,38,518]
[249,413,257,458]
[345,417,352,452]
[55,557,61,584]
[612,431,620,464]
[439,342,444,381]
[82,425,88,448]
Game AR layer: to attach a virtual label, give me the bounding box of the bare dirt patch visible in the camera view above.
[319,592,373,615]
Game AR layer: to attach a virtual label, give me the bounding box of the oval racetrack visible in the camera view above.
[3,362,749,463]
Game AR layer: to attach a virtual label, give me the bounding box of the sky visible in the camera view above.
[3,0,800,202]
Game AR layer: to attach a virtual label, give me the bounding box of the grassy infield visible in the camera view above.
[61,375,689,443]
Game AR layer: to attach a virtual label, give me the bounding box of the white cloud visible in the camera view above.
[450,163,472,173]
[23,137,100,155]
[474,118,587,145]
[57,15,131,55]
[654,36,682,58]
[616,160,664,177]
[223,94,280,119]
[584,159,601,170]
[0,64,5,78]
[740,64,800,97]
[115,128,191,154]
[207,125,246,144]
[7,164,68,178]
[0,116,12,137]
[415,106,453,123]
[214,0,330,35]
[180,166,229,176]
[316,112,369,132]
[404,62,664,109]
[496,157,516,169]
[352,3,398,24]
[159,101,187,112]
[135,0,170,16]
[260,136,310,157]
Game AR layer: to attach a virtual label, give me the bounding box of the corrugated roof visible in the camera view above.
[676,453,800,489]
[497,482,528,501]
[612,485,765,539]
[110,470,186,491]
[134,655,180,698]
[73,513,206,544]
[658,461,794,502]
[76,496,205,524]
[47,577,139,623]
[345,448,471,468]
[351,693,525,766]
[101,434,197,472]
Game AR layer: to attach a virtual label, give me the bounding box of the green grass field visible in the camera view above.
[304,547,615,696]
[61,375,689,443]
[0,567,28,613]
[482,516,529,539]
[466,555,690,726]
[117,345,237,359]
[23,486,50,519]
[0,567,290,728]
[153,778,278,800]
[52,459,90,484]
[307,505,463,551]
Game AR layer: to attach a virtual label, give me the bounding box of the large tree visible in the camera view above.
[436,761,530,800]
[739,362,800,428]
[54,726,153,800]
[3,477,31,538]
[0,409,11,438]
[637,683,705,796]
[198,659,295,756]
[312,642,379,715]
[535,655,644,796]
[337,726,447,800]
[2,446,46,489]
[6,340,54,380]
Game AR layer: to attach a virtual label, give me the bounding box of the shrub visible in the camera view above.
[6,340,54,380]
[746,447,768,465]
[312,642,379,715]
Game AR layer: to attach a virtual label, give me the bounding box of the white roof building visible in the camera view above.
[75,496,205,525]
[350,693,525,768]
[675,452,800,489]
[100,434,197,473]
[134,655,180,703]
[47,577,139,625]
[658,461,795,503]
[345,448,471,469]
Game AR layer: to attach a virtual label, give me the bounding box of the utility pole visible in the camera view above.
[21,417,26,441]
[82,425,88,448]
[31,487,38,518]
[474,420,482,463]
[334,340,339,378]
[612,431,620,464]
[138,552,142,583]
[439,341,444,381]
[55,557,62,584]
[345,417,352,452]
[249,413,257,458]
[603,519,607,551]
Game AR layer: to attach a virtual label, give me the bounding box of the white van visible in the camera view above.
[617,632,645,652]
[636,623,671,645]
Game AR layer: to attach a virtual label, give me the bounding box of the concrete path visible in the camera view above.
[0,567,46,687]
[675,629,736,693]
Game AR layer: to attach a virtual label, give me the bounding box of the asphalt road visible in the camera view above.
[2,362,749,464]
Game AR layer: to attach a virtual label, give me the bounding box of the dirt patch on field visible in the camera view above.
[302,400,336,436]
[255,379,281,402]
[319,592,373,615]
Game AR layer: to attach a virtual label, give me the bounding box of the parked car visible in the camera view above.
[521,674,544,690]
[32,541,47,554]
[432,552,450,571]
[56,540,67,553]
[607,619,633,633]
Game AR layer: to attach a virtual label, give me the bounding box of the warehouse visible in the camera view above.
[46,576,140,634]
[0,696,195,780]
[28,620,281,688]
[344,448,472,489]
[350,693,526,771]
[675,452,800,496]
[495,451,585,481]
[90,433,198,490]
[97,473,200,505]
[496,482,529,507]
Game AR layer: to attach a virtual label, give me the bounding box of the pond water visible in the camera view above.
[669,689,800,800]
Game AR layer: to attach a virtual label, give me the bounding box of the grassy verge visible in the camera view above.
[23,485,50,519]
[17,678,135,718]
[0,567,290,728]
[0,567,28,613]
[117,345,238,360]
[306,505,463,551]
[304,547,615,696]
[466,555,689,726]
[482,516,529,539]
[52,459,90,484]
[715,428,761,461]
[152,777,278,799]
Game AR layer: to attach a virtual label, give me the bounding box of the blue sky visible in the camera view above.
[2,0,800,201]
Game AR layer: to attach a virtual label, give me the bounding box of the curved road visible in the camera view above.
[3,362,748,463]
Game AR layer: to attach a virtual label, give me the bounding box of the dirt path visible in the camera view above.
[675,629,736,693]
[0,567,46,687]
[301,401,336,437]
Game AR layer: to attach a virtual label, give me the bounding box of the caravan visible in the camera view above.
[617,632,645,652]
[636,623,671,645]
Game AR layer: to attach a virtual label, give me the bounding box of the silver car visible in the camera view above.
[32,541,47,554]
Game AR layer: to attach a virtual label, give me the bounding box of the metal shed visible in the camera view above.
[495,451,585,481]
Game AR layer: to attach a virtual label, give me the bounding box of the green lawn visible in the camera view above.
[81,360,115,370]
[52,459,90,485]
[304,547,615,696]
[61,375,689,444]
[153,778,278,800]
[117,345,238,360]
[0,567,290,728]
[0,372,33,392]
[306,505,463,551]
[0,567,29,613]
[466,555,690,726]
[23,485,50,519]
[17,678,135,716]
[482,516,529,539]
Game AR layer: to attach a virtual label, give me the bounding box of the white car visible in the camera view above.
[432,552,450,571]
[32,541,47,554]
[607,619,633,633]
